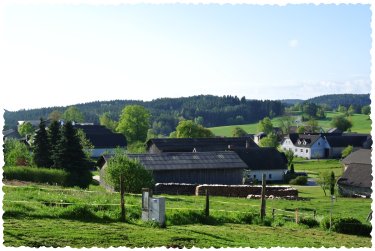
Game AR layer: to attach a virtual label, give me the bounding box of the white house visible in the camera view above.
[281,133,371,159]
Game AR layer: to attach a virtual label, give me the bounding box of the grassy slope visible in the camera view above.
[3,182,371,247]
[209,112,371,136]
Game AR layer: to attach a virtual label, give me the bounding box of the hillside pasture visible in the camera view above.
[209,112,371,136]
[2,180,371,248]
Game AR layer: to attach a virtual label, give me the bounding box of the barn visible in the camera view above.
[146,137,258,153]
[337,163,372,198]
[98,151,248,185]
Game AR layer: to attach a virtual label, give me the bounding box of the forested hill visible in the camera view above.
[4,95,283,135]
[306,94,370,109]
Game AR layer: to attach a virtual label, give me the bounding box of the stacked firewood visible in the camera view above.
[154,183,197,195]
[195,185,298,198]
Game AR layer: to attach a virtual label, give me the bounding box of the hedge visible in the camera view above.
[3,166,70,186]
[320,216,372,236]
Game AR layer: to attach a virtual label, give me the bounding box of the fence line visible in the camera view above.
[3,200,138,207]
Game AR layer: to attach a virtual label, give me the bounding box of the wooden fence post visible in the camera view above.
[295,208,299,224]
[260,173,266,221]
[205,189,210,217]
[272,208,275,220]
[120,174,125,222]
[313,210,316,220]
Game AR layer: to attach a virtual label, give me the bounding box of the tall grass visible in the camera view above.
[3,166,69,186]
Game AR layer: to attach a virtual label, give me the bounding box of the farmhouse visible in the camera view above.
[281,133,371,159]
[146,136,258,153]
[2,128,22,141]
[73,124,127,158]
[281,133,327,159]
[98,151,248,185]
[234,147,288,182]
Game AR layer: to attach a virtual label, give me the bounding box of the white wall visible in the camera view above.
[247,169,286,181]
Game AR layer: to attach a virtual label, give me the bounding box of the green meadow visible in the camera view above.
[209,112,371,136]
[3,178,371,248]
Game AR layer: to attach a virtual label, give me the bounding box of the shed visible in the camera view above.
[341,149,371,171]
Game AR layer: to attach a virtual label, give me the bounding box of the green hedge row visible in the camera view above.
[320,217,372,236]
[3,166,70,186]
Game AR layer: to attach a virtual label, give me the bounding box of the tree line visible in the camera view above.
[4,95,283,136]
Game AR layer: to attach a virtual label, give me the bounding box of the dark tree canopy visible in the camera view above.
[32,118,52,167]
[331,115,353,132]
[52,121,89,171]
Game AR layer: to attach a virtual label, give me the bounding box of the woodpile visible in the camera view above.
[195,185,298,198]
[154,183,197,195]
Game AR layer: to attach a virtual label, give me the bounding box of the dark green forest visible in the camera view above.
[4,95,283,135]
[4,94,369,136]
[305,94,370,109]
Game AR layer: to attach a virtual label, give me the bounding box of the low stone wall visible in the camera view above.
[195,185,298,198]
[154,183,197,195]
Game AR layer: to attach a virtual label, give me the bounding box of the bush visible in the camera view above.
[320,217,372,236]
[65,169,93,189]
[289,176,308,185]
[3,166,69,186]
[299,218,319,228]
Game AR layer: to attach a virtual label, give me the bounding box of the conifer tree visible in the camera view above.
[53,121,91,187]
[53,121,87,170]
[48,120,61,163]
[32,118,52,167]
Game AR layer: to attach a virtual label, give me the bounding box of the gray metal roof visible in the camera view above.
[146,137,258,152]
[127,151,247,171]
[337,163,372,188]
[341,149,371,166]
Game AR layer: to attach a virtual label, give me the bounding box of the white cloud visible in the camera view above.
[288,39,299,48]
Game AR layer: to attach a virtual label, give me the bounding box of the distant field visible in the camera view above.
[3,180,371,247]
[209,112,371,136]
[293,158,343,178]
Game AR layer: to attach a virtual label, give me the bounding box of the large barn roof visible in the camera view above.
[234,148,288,170]
[325,134,370,148]
[127,151,247,171]
[341,149,371,166]
[337,163,372,188]
[73,124,127,148]
[146,137,258,152]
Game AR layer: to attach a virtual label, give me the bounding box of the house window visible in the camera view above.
[268,174,272,179]
[306,149,309,153]
[283,147,286,151]
[253,175,256,179]
[295,149,297,152]
[300,149,303,152]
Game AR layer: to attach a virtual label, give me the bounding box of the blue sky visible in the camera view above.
[0,2,372,110]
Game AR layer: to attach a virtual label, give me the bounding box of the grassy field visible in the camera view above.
[209,112,371,136]
[293,158,343,178]
[3,180,372,248]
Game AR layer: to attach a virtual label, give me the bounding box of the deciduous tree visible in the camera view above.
[174,120,214,138]
[104,151,154,221]
[117,105,150,143]
[62,106,84,123]
[361,105,370,115]
[341,145,353,158]
[232,127,247,137]
[99,112,118,132]
[18,122,35,137]
[257,117,273,134]
[331,115,353,132]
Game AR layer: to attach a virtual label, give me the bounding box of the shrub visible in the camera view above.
[299,217,319,228]
[3,166,69,186]
[320,217,372,236]
[289,176,308,185]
